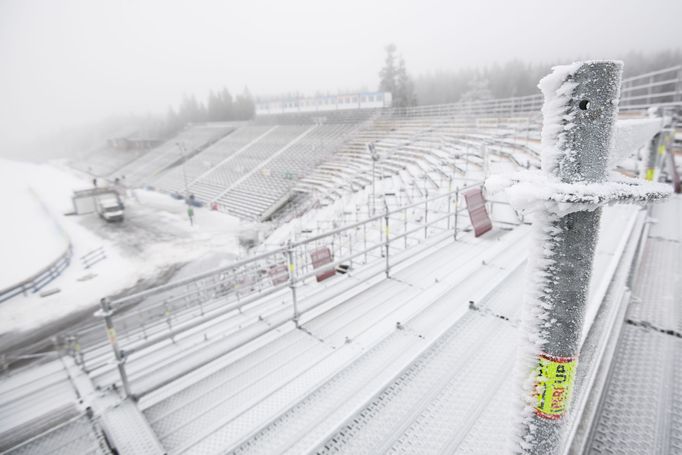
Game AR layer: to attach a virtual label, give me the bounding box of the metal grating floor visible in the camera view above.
[587,196,682,454]
[3,414,107,455]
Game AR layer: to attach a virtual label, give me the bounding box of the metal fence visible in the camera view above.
[386,64,682,119]
[0,243,73,303]
[75,179,522,397]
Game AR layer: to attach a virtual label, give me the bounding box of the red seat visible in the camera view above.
[463,187,493,237]
[310,247,336,282]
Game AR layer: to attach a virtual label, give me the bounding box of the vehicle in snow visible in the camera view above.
[96,195,124,222]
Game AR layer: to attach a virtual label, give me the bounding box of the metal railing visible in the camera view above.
[0,243,73,303]
[79,179,522,397]
[386,64,682,119]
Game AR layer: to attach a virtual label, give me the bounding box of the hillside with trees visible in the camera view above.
[414,48,681,106]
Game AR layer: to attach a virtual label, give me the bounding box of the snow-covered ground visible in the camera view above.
[0,159,247,336]
[0,165,68,290]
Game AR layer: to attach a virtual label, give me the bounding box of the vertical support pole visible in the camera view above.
[99,298,132,398]
[363,222,368,263]
[447,176,453,230]
[453,187,459,241]
[286,241,299,327]
[384,201,390,278]
[424,189,429,239]
[515,61,622,455]
[379,213,385,258]
[645,132,661,181]
[349,232,353,270]
[404,207,408,248]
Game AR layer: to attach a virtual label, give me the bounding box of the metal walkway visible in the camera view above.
[0,201,672,454]
[586,195,682,455]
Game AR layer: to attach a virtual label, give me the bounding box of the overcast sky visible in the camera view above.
[1,0,680,151]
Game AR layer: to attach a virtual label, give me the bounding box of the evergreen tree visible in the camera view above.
[234,87,255,120]
[379,44,397,95]
[395,56,417,107]
[219,88,234,120]
[460,77,494,103]
[207,90,221,121]
[165,107,183,135]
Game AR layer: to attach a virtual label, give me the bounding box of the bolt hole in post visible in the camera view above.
[578,99,590,110]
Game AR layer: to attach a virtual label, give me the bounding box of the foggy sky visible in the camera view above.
[1,0,681,152]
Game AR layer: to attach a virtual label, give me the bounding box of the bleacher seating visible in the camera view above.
[152,125,274,195]
[114,123,235,186]
[295,114,541,207]
[70,146,149,178]
[213,123,355,219]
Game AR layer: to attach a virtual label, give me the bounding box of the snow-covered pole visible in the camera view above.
[99,297,132,398]
[490,75,668,452]
[644,132,662,181]
[517,61,623,454]
[384,199,390,278]
[286,240,299,327]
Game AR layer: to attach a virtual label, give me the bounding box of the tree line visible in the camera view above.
[379,44,418,108]
[162,87,255,136]
[413,48,682,106]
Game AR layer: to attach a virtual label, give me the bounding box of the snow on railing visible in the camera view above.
[0,243,73,304]
[387,64,682,119]
[80,179,519,397]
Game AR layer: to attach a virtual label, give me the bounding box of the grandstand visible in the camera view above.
[7,63,675,454]
[113,123,236,187]
[68,66,681,227]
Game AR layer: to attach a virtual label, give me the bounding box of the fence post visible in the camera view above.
[403,207,408,248]
[384,201,390,278]
[447,176,453,230]
[286,241,299,327]
[424,189,429,239]
[514,61,623,454]
[453,187,459,241]
[99,297,132,398]
[363,222,368,263]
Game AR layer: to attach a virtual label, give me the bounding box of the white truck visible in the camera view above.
[96,195,124,222]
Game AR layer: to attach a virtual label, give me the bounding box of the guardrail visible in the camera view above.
[386,64,682,119]
[0,243,73,304]
[78,179,524,396]
[81,246,106,269]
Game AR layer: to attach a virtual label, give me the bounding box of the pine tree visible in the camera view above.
[234,87,255,120]
[395,57,417,107]
[207,90,220,121]
[219,88,234,120]
[460,78,493,103]
[379,44,397,96]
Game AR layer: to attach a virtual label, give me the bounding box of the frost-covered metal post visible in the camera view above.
[492,61,672,455]
[99,297,132,398]
[517,60,623,455]
[384,200,390,278]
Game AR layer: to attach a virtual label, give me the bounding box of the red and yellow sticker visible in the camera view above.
[107,327,117,345]
[533,353,577,420]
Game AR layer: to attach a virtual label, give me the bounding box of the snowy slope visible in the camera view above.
[0,161,68,290]
[0,159,246,335]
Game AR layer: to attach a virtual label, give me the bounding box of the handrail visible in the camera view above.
[385,64,682,118]
[0,243,72,304]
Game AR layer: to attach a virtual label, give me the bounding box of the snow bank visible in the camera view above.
[0,163,68,290]
[0,159,244,335]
